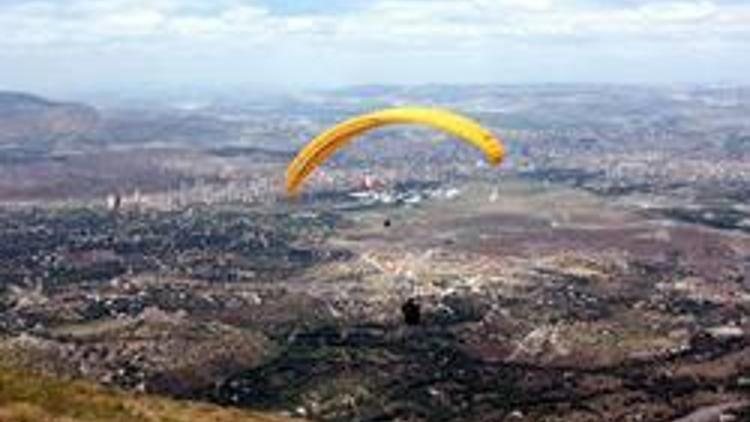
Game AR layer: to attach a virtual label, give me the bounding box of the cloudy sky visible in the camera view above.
[0,0,748,95]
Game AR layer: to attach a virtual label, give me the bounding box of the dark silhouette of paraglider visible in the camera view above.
[401,298,421,325]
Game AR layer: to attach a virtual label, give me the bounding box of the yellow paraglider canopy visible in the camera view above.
[286,107,506,194]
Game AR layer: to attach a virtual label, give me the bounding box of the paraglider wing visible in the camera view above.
[286,107,506,194]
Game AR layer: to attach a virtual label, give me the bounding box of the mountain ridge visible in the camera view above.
[0,91,100,145]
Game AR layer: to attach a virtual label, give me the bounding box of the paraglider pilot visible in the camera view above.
[401,297,421,325]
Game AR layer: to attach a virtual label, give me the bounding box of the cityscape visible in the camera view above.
[0,85,749,421]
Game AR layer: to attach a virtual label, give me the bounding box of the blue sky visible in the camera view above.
[0,0,748,96]
[262,0,364,15]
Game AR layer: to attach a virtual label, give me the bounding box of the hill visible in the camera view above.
[0,91,99,145]
[0,366,303,422]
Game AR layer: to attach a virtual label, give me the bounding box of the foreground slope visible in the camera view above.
[0,367,302,422]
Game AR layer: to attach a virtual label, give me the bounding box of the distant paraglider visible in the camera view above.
[286,107,506,195]
[285,107,507,327]
[401,297,421,326]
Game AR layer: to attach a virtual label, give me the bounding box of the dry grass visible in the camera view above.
[0,367,301,422]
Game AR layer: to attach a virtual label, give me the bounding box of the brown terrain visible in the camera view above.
[0,87,749,421]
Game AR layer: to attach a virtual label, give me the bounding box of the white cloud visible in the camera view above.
[95,9,165,36]
[0,0,748,92]
[473,0,554,13]
[0,0,748,48]
[637,1,717,22]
